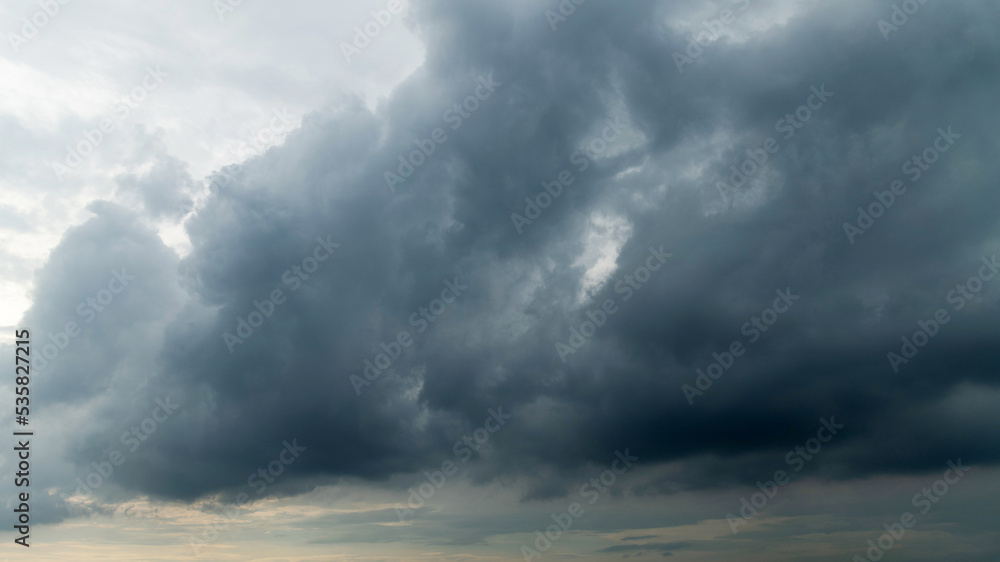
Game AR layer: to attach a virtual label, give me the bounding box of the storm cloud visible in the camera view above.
[3,0,999,559]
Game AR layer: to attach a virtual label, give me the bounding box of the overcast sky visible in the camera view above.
[1,0,999,560]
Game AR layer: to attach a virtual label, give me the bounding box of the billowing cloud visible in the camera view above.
[2,0,999,559]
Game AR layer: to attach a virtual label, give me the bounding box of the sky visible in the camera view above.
[1,0,999,560]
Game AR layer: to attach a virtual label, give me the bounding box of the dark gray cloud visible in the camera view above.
[10,1,1000,540]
